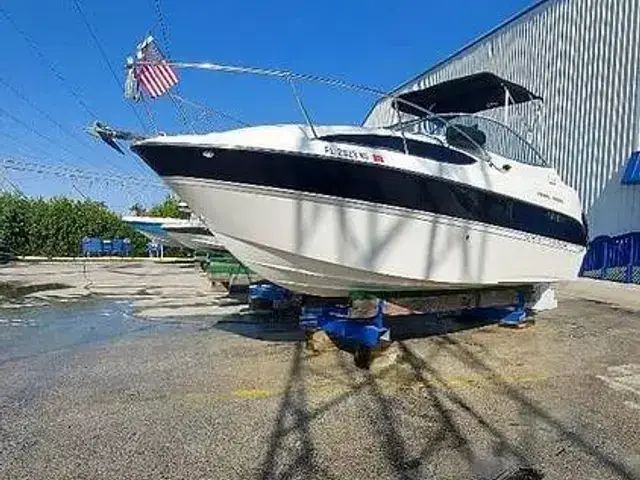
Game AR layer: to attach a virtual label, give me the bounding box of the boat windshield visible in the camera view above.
[387,72,548,167]
[389,113,548,167]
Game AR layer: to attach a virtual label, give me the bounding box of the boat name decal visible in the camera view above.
[324,144,384,164]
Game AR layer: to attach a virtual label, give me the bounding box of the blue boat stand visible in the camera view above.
[249,281,532,368]
[298,291,530,368]
[248,282,293,310]
[299,300,388,368]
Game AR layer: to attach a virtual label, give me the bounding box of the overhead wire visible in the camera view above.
[0,165,25,197]
[0,156,167,205]
[0,5,99,119]
[0,129,57,161]
[140,99,159,133]
[150,0,171,53]
[0,74,98,152]
[0,128,99,178]
[0,105,81,166]
[0,104,130,177]
[0,108,152,193]
[69,0,150,135]
[166,73,196,132]
[0,4,163,204]
[0,157,166,189]
[70,182,90,200]
[69,0,157,177]
[0,148,167,213]
[0,4,144,180]
[147,0,195,133]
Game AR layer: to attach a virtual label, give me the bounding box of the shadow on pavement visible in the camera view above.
[213,309,303,342]
[256,332,637,479]
[386,312,498,341]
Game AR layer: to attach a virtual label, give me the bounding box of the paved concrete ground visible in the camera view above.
[0,260,242,317]
[1,262,639,479]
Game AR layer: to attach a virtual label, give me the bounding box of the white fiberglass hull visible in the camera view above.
[131,124,587,297]
[164,177,584,297]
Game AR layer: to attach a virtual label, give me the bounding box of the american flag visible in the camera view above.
[135,38,179,98]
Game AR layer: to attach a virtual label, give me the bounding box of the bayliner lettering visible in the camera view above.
[324,144,369,161]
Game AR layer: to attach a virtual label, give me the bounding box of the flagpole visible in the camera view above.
[133,59,454,126]
[135,60,387,98]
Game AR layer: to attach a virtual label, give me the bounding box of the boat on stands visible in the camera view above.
[129,71,587,297]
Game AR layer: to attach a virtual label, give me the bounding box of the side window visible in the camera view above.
[320,134,476,165]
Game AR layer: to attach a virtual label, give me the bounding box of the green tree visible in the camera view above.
[129,202,146,216]
[0,193,30,256]
[148,194,189,219]
[0,193,148,257]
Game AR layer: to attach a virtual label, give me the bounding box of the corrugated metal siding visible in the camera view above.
[365,0,640,238]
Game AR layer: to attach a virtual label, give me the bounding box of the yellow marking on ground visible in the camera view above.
[166,372,549,406]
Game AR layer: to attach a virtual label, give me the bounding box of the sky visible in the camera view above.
[0,0,536,213]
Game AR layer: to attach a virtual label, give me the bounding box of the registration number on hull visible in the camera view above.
[324,144,384,164]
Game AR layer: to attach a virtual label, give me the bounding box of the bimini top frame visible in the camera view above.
[394,72,542,116]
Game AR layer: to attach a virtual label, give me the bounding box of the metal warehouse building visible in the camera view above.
[365,0,640,240]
